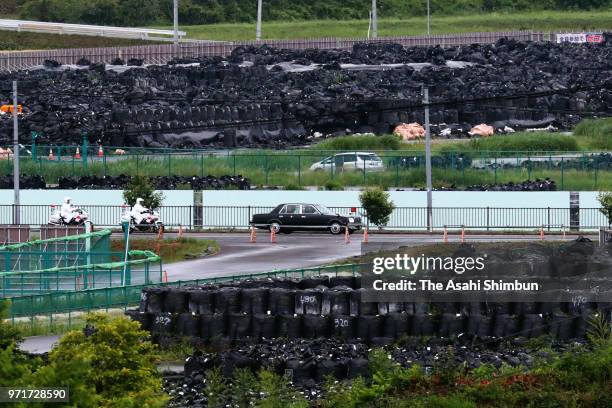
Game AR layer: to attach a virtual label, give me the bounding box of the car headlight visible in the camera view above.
[349,217,355,223]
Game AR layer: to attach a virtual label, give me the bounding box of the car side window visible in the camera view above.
[281,204,300,214]
[302,205,317,214]
[343,154,357,163]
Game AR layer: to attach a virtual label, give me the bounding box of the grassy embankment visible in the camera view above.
[1,10,610,50]
[172,10,612,41]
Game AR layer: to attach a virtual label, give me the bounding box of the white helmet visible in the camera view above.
[64,197,72,204]
[136,198,144,204]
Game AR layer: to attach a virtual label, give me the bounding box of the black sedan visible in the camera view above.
[250,203,362,235]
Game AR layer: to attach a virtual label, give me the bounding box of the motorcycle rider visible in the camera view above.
[60,197,76,224]
[130,198,148,224]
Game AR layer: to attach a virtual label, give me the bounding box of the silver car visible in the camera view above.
[310,152,384,171]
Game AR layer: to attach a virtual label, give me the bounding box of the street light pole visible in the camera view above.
[371,0,378,39]
[423,87,432,232]
[427,0,431,36]
[173,0,179,45]
[256,0,262,41]
[12,81,19,225]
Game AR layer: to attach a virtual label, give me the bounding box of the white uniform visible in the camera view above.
[131,202,148,224]
[60,202,75,223]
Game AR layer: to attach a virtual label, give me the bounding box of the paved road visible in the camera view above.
[162,231,589,281]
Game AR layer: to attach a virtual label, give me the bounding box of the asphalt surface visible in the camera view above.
[162,231,587,281]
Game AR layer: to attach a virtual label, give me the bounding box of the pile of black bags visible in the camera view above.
[1,38,611,148]
[57,174,251,190]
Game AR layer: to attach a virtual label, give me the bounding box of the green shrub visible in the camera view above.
[32,313,166,407]
[123,175,164,209]
[359,188,395,228]
[573,118,612,150]
[313,135,401,151]
[467,132,579,153]
[324,180,344,190]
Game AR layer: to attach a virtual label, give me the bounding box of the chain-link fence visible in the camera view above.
[5,145,612,190]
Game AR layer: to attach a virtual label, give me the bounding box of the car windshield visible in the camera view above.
[315,205,335,215]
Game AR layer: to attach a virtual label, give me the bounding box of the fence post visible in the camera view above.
[486,206,490,231]
[167,152,171,177]
[297,155,301,186]
[547,207,551,231]
[561,157,564,190]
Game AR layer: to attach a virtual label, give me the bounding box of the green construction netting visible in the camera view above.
[0,230,162,297]
[0,229,112,273]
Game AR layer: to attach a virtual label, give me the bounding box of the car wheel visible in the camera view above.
[329,222,343,235]
[269,222,281,234]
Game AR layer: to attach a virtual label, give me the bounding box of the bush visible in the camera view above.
[312,135,401,151]
[467,132,579,153]
[597,191,612,226]
[573,118,612,150]
[359,188,395,228]
[32,313,166,407]
[123,175,164,209]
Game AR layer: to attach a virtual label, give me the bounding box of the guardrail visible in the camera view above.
[0,30,607,71]
[0,19,186,41]
[0,205,605,231]
[4,263,363,330]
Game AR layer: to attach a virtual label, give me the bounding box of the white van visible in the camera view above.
[309,152,384,172]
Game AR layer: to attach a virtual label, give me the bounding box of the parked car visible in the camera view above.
[250,203,362,235]
[310,152,384,172]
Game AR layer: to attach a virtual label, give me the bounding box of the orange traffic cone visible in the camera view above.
[443,227,448,243]
[344,226,351,244]
[250,226,257,243]
[98,145,104,157]
[540,227,544,241]
[163,270,168,283]
[270,227,277,244]
[362,227,369,243]
[48,148,54,160]
[178,224,184,239]
[74,147,81,159]
[461,227,465,243]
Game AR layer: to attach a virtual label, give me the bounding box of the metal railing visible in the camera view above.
[0,205,605,230]
[4,263,362,325]
[0,30,607,71]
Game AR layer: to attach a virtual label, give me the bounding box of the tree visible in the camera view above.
[123,176,164,209]
[33,313,166,407]
[597,191,612,226]
[359,188,395,229]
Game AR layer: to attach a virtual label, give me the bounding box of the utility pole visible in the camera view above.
[371,0,377,39]
[423,87,432,232]
[427,0,431,36]
[173,0,179,45]
[256,0,262,41]
[12,81,19,225]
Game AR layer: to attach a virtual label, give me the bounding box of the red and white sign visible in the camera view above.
[557,32,604,44]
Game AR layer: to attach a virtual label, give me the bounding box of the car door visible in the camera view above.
[278,204,300,227]
[300,204,323,229]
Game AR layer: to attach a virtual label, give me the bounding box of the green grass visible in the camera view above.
[164,10,612,41]
[111,238,219,264]
[0,32,152,51]
[573,117,612,150]
[464,133,579,153]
